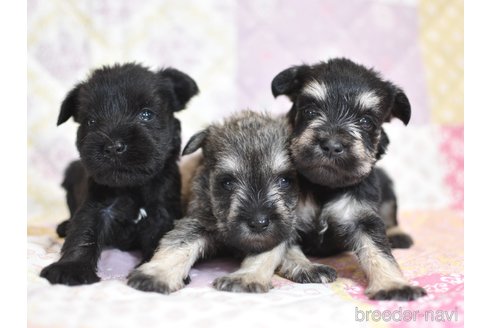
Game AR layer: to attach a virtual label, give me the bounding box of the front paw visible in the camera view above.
[367,285,427,301]
[287,264,337,284]
[127,270,172,294]
[213,274,271,293]
[127,269,188,294]
[40,261,100,285]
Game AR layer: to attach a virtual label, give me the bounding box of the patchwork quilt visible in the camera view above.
[27,0,463,327]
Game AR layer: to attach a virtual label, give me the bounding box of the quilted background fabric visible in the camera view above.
[27,0,464,327]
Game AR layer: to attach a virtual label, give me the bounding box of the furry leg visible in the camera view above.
[276,244,337,283]
[127,217,210,294]
[350,216,426,300]
[213,242,288,293]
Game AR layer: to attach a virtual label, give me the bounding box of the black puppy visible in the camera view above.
[272,58,426,300]
[40,63,198,285]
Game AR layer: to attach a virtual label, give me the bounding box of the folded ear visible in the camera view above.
[57,84,82,126]
[182,130,208,156]
[271,65,310,100]
[387,84,411,125]
[158,68,199,111]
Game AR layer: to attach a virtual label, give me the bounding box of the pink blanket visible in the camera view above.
[28,209,463,328]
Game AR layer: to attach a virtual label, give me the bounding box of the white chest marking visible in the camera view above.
[134,208,148,224]
[323,194,362,224]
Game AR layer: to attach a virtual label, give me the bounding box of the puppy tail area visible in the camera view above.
[61,160,86,190]
[386,226,414,249]
[178,151,203,211]
[56,220,70,238]
[60,160,88,222]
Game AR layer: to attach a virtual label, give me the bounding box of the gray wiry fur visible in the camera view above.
[127,110,336,294]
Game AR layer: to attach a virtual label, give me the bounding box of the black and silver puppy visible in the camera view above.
[40,63,199,285]
[127,110,337,294]
[271,58,426,300]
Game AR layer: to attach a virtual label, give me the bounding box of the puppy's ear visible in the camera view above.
[57,84,82,126]
[387,84,411,125]
[182,130,208,156]
[158,68,199,111]
[271,65,310,100]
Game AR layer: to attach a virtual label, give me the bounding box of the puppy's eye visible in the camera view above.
[86,118,96,127]
[277,176,292,189]
[359,116,373,130]
[220,176,236,191]
[138,108,155,121]
[302,107,319,119]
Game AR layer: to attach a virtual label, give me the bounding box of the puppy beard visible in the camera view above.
[218,213,295,255]
[291,134,376,188]
[78,127,169,187]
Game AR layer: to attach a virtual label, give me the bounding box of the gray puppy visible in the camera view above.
[127,110,336,293]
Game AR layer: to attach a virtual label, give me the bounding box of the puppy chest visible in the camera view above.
[295,194,321,233]
[98,197,147,224]
[320,194,376,226]
[296,193,372,236]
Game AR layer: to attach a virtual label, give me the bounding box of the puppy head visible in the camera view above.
[57,63,199,187]
[183,111,298,254]
[272,58,411,188]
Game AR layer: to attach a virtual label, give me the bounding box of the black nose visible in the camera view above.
[319,139,344,156]
[248,215,270,232]
[104,140,127,155]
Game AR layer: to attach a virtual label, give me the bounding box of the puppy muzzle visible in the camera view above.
[318,137,345,158]
[247,214,270,233]
[103,140,127,156]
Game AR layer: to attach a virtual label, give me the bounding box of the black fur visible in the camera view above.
[40,63,199,286]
